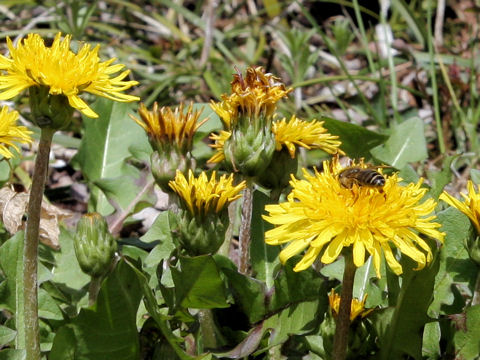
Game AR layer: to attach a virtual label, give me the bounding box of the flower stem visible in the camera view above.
[238,179,253,274]
[332,254,357,360]
[198,309,218,350]
[472,268,480,306]
[23,127,55,360]
[88,276,103,307]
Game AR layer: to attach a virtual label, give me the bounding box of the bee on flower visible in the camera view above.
[263,157,445,277]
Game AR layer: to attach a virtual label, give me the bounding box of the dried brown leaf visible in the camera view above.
[0,185,71,250]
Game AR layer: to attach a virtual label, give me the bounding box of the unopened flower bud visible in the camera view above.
[150,150,194,192]
[466,235,480,266]
[172,210,229,256]
[224,126,275,178]
[74,213,116,278]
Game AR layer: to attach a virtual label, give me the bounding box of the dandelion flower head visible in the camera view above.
[131,102,207,153]
[0,105,32,159]
[169,170,246,218]
[263,158,445,277]
[440,181,480,233]
[210,66,292,128]
[0,33,139,118]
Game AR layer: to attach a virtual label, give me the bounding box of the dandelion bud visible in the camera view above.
[150,150,193,193]
[172,210,229,256]
[29,86,74,130]
[466,235,480,266]
[74,213,116,278]
[169,170,246,256]
[223,127,276,178]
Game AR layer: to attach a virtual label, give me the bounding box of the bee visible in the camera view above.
[338,165,389,190]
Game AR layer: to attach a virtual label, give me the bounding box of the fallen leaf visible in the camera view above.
[0,185,71,250]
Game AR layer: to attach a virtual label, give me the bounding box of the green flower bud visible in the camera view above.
[223,126,275,178]
[29,86,74,130]
[151,150,195,193]
[466,235,480,266]
[74,213,117,278]
[256,148,298,190]
[171,209,229,256]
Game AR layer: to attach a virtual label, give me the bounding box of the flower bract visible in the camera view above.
[440,181,480,234]
[0,105,32,159]
[0,33,139,118]
[263,158,445,277]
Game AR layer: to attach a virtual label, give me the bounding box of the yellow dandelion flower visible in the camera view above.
[440,181,480,233]
[207,130,231,164]
[210,66,292,127]
[328,289,372,321]
[0,105,32,159]
[263,158,445,277]
[0,33,139,118]
[272,116,344,158]
[169,170,246,217]
[131,102,207,152]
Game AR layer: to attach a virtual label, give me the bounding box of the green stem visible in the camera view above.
[198,309,218,350]
[88,276,103,307]
[472,268,480,306]
[238,180,253,274]
[332,253,357,360]
[23,127,55,360]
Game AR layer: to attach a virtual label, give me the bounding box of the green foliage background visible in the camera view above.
[1,0,480,359]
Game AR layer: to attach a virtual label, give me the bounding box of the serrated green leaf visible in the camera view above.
[38,288,62,320]
[93,164,153,214]
[427,155,456,199]
[220,267,267,324]
[422,322,441,359]
[264,300,321,348]
[48,326,75,360]
[50,260,142,360]
[378,255,440,360]
[0,349,25,360]
[126,260,199,360]
[370,117,427,168]
[0,326,16,346]
[453,305,480,359]
[270,263,326,313]
[0,232,24,349]
[141,211,175,244]
[172,255,228,309]
[51,228,90,291]
[250,190,279,288]
[74,98,149,215]
[0,232,24,313]
[321,117,387,159]
[430,207,477,314]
